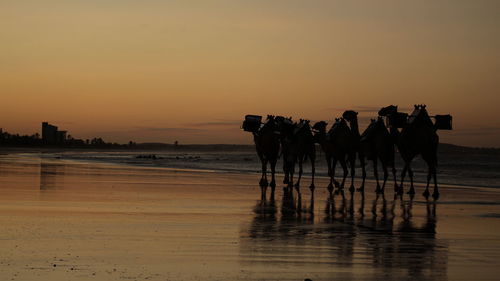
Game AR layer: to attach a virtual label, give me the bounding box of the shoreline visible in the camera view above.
[3,150,499,191]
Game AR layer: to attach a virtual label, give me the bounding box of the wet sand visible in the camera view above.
[0,154,499,281]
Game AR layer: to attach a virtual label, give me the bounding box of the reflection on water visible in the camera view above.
[240,192,448,280]
[40,161,65,190]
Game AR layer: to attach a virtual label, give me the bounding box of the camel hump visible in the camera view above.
[360,120,379,141]
[328,118,346,136]
[342,110,358,120]
[293,121,307,135]
[409,107,421,124]
[378,105,398,116]
[409,105,433,125]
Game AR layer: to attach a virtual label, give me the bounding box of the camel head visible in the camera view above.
[312,121,328,132]
[342,110,358,122]
[378,105,398,116]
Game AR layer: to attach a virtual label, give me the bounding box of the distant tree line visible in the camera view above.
[0,129,136,149]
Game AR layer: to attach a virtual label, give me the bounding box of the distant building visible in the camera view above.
[56,131,67,143]
[42,122,57,144]
[42,122,66,145]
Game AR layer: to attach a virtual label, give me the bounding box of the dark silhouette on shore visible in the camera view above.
[311,120,337,193]
[0,123,135,149]
[357,116,398,194]
[342,110,365,192]
[277,117,316,196]
[380,105,447,199]
[312,117,356,195]
[243,115,280,199]
[248,104,452,198]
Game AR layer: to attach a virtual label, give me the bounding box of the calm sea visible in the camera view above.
[14,145,499,189]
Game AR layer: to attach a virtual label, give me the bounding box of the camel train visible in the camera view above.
[242,105,452,200]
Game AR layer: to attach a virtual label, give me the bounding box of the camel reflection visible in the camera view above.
[240,192,447,280]
[40,161,65,190]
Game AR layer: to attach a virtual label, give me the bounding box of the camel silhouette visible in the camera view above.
[274,116,294,186]
[251,115,280,199]
[278,118,316,196]
[341,110,365,193]
[313,117,355,195]
[380,105,440,199]
[312,120,336,193]
[356,116,398,194]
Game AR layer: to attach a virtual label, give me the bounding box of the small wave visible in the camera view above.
[477,213,500,218]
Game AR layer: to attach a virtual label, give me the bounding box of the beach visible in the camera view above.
[0,153,499,281]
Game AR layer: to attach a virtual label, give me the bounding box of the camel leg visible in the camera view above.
[348,154,356,192]
[309,152,316,193]
[326,156,334,194]
[295,157,303,195]
[373,159,381,193]
[259,159,268,199]
[283,157,289,185]
[358,156,366,192]
[423,152,439,199]
[392,165,398,193]
[330,158,338,194]
[423,165,432,198]
[288,161,295,191]
[381,161,388,194]
[270,158,277,200]
[339,158,348,190]
[399,162,408,195]
[407,166,415,195]
[432,165,439,199]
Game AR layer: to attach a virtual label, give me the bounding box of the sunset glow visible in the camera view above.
[1,0,499,146]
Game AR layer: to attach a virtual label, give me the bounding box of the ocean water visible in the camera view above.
[20,146,499,189]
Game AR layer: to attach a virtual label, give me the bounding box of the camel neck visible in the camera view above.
[315,131,327,146]
[349,119,360,136]
[389,126,400,141]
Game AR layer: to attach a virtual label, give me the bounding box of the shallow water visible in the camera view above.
[20,147,500,189]
[0,154,499,280]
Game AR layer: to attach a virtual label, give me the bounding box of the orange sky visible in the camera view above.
[1,1,499,147]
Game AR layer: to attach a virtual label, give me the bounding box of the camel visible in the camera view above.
[356,116,398,194]
[274,116,294,186]
[312,121,335,192]
[313,117,355,195]
[379,105,440,199]
[341,110,365,192]
[251,115,281,199]
[278,118,316,196]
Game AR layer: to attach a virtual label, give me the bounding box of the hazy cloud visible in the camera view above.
[187,120,241,127]
[324,105,413,114]
[134,126,203,132]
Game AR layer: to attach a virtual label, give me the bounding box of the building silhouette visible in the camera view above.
[42,122,66,145]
